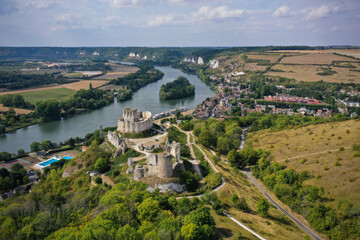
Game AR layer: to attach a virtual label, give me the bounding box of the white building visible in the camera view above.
[129,52,136,58]
[209,59,219,69]
[197,57,204,65]
[232,72,245,77]
[92,51,100,56]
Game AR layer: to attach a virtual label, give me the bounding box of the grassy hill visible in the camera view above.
[247,119,360,208]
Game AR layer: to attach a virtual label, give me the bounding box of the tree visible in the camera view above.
[30,141,41,152]
[11,163,24,172]
[0,125,5,134]
[0,152,12,162]
[257,199,270,217]
[94,157,109,173]
[94,176,102,184]
[41,140,52,151]
[199,127,216,147]
[137,197,161,222]
[175,109,181,119]
[17,149,25,156]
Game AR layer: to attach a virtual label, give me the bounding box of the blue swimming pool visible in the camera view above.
[39,158,59,167]
[38,156,73,167]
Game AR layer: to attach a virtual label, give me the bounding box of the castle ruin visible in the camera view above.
[117,108,153,133]
[148,153,173,178]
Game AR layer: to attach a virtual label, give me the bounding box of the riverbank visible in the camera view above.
[0,66,215,153]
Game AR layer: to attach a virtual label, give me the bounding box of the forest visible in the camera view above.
[159,76,195,100]
[0,139,217,240]
[0,71,72,90]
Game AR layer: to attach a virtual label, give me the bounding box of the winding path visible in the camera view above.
[239,127,322,240]
[173,125,266,240]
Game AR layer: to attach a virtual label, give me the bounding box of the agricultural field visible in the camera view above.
[64,71,102,78]
[247,119,360,208]
[280,52,356,65]
[246,53,282,63]
[20,87,76,104]
[243,63,268,72]
[0,104,34,114]
[0,85,62,96]
[267,64,360,83]
[93,63,139,80]
[61,80,109,90]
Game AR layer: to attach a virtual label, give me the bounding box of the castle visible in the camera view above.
[117,108,153,133]
[134,139,184,180]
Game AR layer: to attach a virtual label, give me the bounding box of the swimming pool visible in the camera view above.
[39,158,59,167]
[37,156,73,168]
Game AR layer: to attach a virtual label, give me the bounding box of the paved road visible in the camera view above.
[243,170,321,240]
[173,125,267,239]
[237,126,321,240]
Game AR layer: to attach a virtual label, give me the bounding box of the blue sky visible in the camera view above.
[0,0,359,47]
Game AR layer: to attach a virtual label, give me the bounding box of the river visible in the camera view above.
[0,66,214,153]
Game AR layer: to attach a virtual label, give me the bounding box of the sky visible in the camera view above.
[0,0,359,47]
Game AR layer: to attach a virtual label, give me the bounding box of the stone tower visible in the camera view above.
[148,153,173,178]
[117,108,153,133]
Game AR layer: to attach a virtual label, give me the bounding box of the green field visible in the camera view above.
[248,119,360,207]
[21,87,76,104]
[64,72,84,78]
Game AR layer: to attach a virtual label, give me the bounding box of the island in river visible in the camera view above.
[159,76,195,100]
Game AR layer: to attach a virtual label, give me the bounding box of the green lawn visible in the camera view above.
[21,88,76,104]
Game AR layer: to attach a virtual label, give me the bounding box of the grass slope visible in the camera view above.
[247,119,360,208]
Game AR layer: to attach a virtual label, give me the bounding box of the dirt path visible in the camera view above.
[172,125,268,239]
[277,146,351,162]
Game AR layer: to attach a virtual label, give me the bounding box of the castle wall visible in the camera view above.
[148,153,173,178]
[108,131,121,149]
[117,108,153,133]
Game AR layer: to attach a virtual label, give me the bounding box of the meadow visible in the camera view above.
[20,87,76,104]
[247,119,360,208]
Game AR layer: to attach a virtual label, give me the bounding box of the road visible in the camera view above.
[239,127,322,240]
[243,170,321,240]
[173,125,267,240]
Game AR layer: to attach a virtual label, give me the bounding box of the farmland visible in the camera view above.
[93,63,139,80]
[246,53,282,63]
[20,87,76,104]
[267,64,360,83]
[280,53,356,65]
[247,119,360,208]
[61,80,109,90]
[0,104,34,114]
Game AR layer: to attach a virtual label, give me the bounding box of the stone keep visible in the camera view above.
[134,165,145,180]
[117,108,153,133]
[148,153,173,178]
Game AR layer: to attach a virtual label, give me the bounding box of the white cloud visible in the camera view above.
[273,5,291,17]
[286,25,294,30]
[192,5,246,21]
[304,5,339,20]
[99,0,155,7]
[146,14,174,27]
[17,0,60,9]
[55,14,76,24]
[331,26,339,31]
